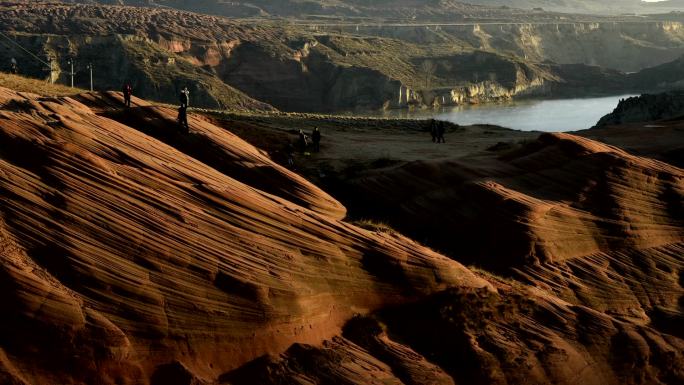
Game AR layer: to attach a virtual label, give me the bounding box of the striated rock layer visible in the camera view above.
[338,132,684,355]
[224,283,684,385]
[343,133,683,267]
[0,87,486,384]
[0,87,683,385]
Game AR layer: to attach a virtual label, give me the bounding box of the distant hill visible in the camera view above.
[627,54,684,90]
[642,0,684,8]
[60,0,684,17]
[5,2,684,112]
[457,0,684,14]
[61,0,511,19]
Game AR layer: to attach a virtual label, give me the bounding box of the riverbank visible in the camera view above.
[302,94,634,132]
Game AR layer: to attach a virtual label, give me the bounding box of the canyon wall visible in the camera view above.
[4,4,684,112]
[334,21,684,72]
[0,34,272,111]
[216,42,402,112]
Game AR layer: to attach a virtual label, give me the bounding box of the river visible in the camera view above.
[356,94,635,132]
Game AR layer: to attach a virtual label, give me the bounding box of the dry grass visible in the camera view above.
[352,219,398,235]
[0,73,86,97]
[468,265,528,290]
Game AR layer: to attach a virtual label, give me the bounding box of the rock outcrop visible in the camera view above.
[595,92,684,127]
[224,284,684,385]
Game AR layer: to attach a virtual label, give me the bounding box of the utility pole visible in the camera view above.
[86,63,93,91]
[67,58,74,88]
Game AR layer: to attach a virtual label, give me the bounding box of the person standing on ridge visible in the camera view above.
[298,129,308,153]
[122,83,133,108]
[286,141,295,169]
[436,120,446,144]
[177,87,190,134]
[429,119,437,143]
[179,86,190,109]
[311,127,321,153]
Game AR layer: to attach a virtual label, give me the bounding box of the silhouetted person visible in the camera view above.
[436,120,446,143]
[429,119,437,142]
[177,106,189,134]
[10,57,17,74]
[298,129,308,153]
[122,83,132,107]
[311,127,321,152]
[177,87,190,134]
[286,142,295,168]
[179,87,190,108]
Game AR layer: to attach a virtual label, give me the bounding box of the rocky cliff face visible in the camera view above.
[334,21,684,73]
[411,50,557,106]
[217,42,402,112]
[0,32,273,111]
[4,3,684,112]
[504,21,684,72]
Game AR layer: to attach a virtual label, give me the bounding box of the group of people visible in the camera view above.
[299,128,321,153]
[120,82,447,161]
[429,119,446,143]
[121,82,191,134]
[286,128,322,168]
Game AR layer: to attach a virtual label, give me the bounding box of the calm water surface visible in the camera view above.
[355,95,636,132]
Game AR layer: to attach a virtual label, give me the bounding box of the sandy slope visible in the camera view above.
[74,91,346,218]
[0,87,683,385]
[578,120,684,169]
[334,130,684,382]
[344,132,683,266]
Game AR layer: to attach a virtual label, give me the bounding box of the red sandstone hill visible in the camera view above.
[0,87,486,384]
[340,131,684,355]
[0,87,682,384]
[344,132,683,267]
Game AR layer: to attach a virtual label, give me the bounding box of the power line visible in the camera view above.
[0,30,50,67]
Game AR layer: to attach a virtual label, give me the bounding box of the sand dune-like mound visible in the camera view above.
[0,87,487,384]
[342,132,684,328]
[5,90,346,219]
[346,133,683,266]
[579,117,684,169]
